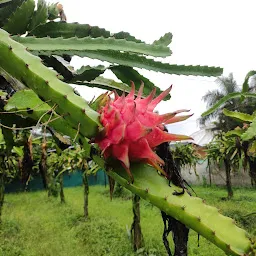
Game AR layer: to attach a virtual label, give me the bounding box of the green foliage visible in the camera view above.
[242,70,256,93]
[69,65,106,83]
[241,118,256,141]
[2,3,254,254]
[223,109,254,122]
[28,0,48,31]
[202,71,256,117]
[5,90,82,141]
[153,32,172,46]
[0,0,223,101]
[3,0,35,35]
[0,29,101,139]
[0,0,24,27]
[247,140,256,157]
[67,50,223,77]
[0,0,12,8]
[47,2,59,20]
[222,106,256,143]
[106,162,253,256]
[170,143,200,170]
[29,21,112,38]
[207,133,245,173]
[202,92,242,117]
[110,65,168,99]
[29,21,144,43]
[1,186,255,256]
[112,31,144,43]
[82,77,131,95]
[13,35,172,57]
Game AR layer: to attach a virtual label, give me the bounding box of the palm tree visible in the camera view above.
[200,73,251,132]
[202,73,256,189]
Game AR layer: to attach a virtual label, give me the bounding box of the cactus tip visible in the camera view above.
[8,46,12,50]
[181,205,186,210]
[145,188,149,193]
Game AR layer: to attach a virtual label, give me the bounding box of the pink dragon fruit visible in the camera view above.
[96,83,192,180]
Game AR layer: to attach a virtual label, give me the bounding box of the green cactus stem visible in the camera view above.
[5,89,92,157]
[3,0,35,35]
[13,35,172,57]
[0,28,254,255]
[28,21,142,43]
[0,28,100,139]
[106,162,254,256]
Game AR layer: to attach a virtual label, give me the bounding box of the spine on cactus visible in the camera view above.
[0,28,255,256]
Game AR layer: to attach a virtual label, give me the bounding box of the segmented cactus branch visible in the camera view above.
[0,28,101,139]
[0,28,255,255]
[107,162,254,256]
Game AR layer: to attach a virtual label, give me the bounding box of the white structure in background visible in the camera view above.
[177,125,215,184]
[180,124,215,147]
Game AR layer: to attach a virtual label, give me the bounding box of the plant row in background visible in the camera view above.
[0,0,255,255]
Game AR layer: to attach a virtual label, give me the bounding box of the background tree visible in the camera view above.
[200,73,241,132]
[201,73,256,132]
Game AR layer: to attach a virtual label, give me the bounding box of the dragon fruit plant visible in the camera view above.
[0,27,255,256]
[0,0,255,253]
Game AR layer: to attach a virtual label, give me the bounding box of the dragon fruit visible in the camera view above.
[95,83,192,180]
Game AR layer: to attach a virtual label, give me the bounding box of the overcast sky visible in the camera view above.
[49,0,256,135]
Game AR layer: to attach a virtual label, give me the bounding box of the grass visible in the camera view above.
[0,185,255,256]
